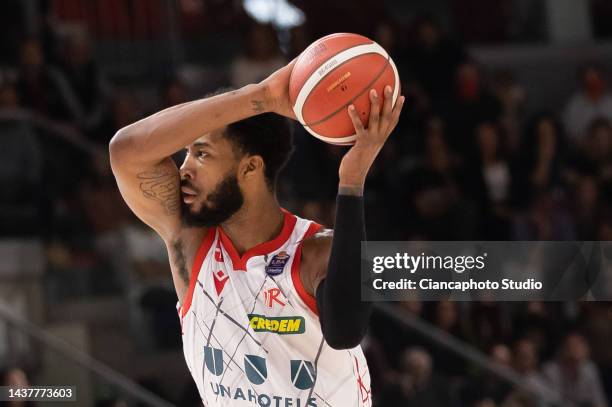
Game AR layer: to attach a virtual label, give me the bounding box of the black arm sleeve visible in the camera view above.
[315,194,372,349]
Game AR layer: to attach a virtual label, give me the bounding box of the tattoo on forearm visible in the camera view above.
[251,100,265,113]
[172,239,189,284]
[137,167,180,215]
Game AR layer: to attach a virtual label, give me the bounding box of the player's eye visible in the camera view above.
[196,151,208,159]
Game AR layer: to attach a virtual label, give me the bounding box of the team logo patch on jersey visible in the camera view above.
[263,287,286,308]
[291,360,317,390]
[244,355,267,385]
[265,251,290,276]
[248,314,305,334]
[203,346,223,376]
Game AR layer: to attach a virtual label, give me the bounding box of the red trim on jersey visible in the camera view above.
[291,221,323,315]
[218,210,297,271]
[181,227,216,318]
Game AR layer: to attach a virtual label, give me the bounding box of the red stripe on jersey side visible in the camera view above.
[218,210,297,271]
[291,221,323,315]
[181,227,216,318]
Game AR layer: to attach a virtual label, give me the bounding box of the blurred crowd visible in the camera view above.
[1,0,612,406]
[369,301,612,407]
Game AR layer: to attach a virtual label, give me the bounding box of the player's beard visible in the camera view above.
[181,174,244,227]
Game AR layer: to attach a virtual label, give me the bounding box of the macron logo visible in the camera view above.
[213,270,229,296]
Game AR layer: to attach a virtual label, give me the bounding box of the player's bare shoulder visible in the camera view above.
[302,227,333,255]
[300,227,333,296]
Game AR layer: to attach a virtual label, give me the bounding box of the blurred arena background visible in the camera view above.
[1,0,612,406]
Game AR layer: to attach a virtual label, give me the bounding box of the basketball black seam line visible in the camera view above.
[301,54,379,125]
[302,53,391,127]
[301,53,392,129]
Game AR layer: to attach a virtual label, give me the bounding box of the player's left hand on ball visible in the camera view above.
[338,86,405,190]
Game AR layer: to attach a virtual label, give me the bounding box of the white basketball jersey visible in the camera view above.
[176,211,372,407]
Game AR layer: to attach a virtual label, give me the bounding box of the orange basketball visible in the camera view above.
[289,33,400,145]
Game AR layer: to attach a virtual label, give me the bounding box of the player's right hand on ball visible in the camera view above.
[260,59,297,120]
[338,86,405,191]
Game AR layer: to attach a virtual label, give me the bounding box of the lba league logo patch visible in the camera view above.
[265,251,290,276]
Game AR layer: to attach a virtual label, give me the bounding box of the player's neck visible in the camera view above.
[220,193,284,256]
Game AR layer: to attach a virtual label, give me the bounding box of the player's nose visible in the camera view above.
[179,160,195,179]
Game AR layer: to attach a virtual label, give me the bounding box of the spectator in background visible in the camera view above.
[427,301,468,378]
[429,299,461,331]
[492,71,526,155]
[230,23,286,87]
[464,343,513,404]
[369,301,428,375]
[514,190,575,240]
[466,122,514,238]
[542,332,608,407]
[512,302,565,362]
[597,211,612,242]
[580,303,612,402]
[463,341,547,407]
[438,60,502,156]
[52,26,111,133]
[120,208,180,351]
[420,116,462,177]
[381,347,452,407]
[16,38,66,118]
[571,174,601,240]
[400,115,479,239]
[514,113,567,209]
[1,366,36,406]
[160,75,188,109]
[564,64,612,141]
[491,343,512,367]
[0,68,43,237]
[0,69,19,108]
[475,121,506,167]
[512,338,559,404]
[412,115,462,187]
[1,367,29,385]
[78,149,131,234]
[580,118,612,181]
[94,92,140,145]
[469,301,510,351]
[404,15,467,103]
[73,148,131,296]
[373,19,402,66]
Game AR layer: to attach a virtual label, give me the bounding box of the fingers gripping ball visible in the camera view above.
[289,33,401,145]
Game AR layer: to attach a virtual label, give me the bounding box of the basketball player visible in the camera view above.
[109,60,404,406]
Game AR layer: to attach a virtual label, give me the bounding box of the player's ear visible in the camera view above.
[240,155,264,181]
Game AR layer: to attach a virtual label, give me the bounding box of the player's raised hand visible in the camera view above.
[260,59,297,120]
[338,86,405,193]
